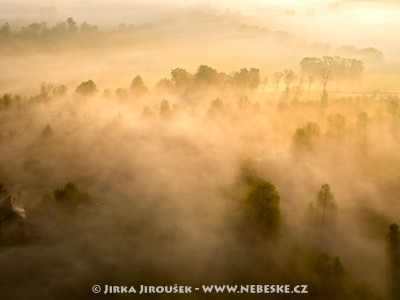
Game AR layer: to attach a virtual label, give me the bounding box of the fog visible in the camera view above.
[0,1,400,299]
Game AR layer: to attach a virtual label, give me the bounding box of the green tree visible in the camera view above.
[300,55,364,96]
[42,124,54,138]
[306,184,337,250]
[0,23,11,37]
[141,106,154,120]
[0,93,12,108]
[159,99,171,120]
[207,97,224,117]
[80,21,98,33]
[52,85,67,97]
[130,75,148,97]
[155,78,172,91]
[316,184,337,248]
[346,58,364,80]
[386,223,400,300]
[327,113,347,138]
[75,80,97,95]
[248,68,261,89]
[233,68,260,90]
[171,68,192,90]
[300,57,325,78]
[53,182,91,206]
[194,65,218,86]
[0,183,7,197]
[244,179,280,237]
[317,184,336,228]
[310,252,348,299]
[66,17,78,33]
[238,158,260,185]
[292,122,321,154]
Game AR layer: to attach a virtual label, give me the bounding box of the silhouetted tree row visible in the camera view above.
[0,18,99,41]
[300,56,364,92]
[156,65,261,94]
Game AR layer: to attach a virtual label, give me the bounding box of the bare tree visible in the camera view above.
[308,75,314,92]
[39,81,54,100]
[321,68,331,93]
[283,69,296,93]
[272,71,283,91]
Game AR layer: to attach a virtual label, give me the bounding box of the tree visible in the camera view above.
[66,17,78,33]
[293,76,305,96]
[141,106,154,120]
[0,183,7,197]
[321,67,331,93]
[1,93,12,108]
[238,158,260,185]
[272,71,283,91]
[308,75,314,92]
[317,184,336,228]
[155,78,172,91]
[324,56,363,92]
[327,113,347,138]
[261,77,268,91]
[20,22,46,37]
[309,252,349,298]
[39,81,54,101]
[316,184,337,248]
[42,124,54,138]
[292,122,321,154]
[159,99,171,120]
[283,69,296,93]
[80,21,98,33]
[0,23,11,37]
[171,68,192,90]
[53,182,91,206]
[387,99,399,120]
[207,98,224,117]
[172,103,180,117]
[332,56,346,92]
[194,65,218,86]
[306,184,337,250]
[130,75,148,97]
[320,68,331,107]
[386,223,400,300]
[304,121,321,137]
[248,68,261,89]
[52,85,67,97]
[292,128,309,153]
[346,58,364,80]
[52,20,68,35]
[300,56,364,94]
[232,68,261,90]
[300,57,325,78]
[75,80,97,95]
[244,179,280,237]
[357,112,370,139]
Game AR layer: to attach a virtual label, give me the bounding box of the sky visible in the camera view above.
[0,0,399,59]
